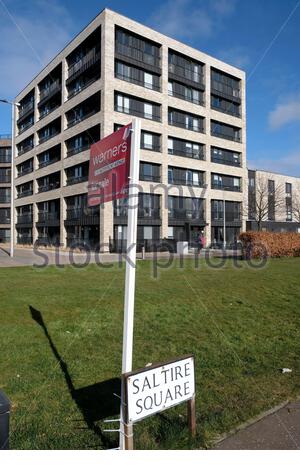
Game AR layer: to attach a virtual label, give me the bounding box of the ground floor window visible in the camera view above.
[211,226,241,248]
[37,227,60,245]
[0,229,10,243]
[66,225,99,249]
[16,228,32,245]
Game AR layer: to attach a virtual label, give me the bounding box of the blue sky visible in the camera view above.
[0,0,300,174]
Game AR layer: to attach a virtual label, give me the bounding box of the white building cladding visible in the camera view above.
[13,8,246,250]
[247,169,300,232]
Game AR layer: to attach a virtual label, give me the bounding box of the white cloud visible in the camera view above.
[269,95,300,130]
[249,151,300,176]
[0,0,74,99]
[149,0,236,41]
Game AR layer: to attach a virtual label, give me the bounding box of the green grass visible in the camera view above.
[0,257,300,449]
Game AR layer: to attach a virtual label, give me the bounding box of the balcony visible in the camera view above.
[18,120,34,135]
[168,63,204,87]
[211,79,240,101]
[65,207,100,225]
[38,181,60,193]
[38,155,60,169]
[17,235,32,245]
[39,129,60,145]
[18,101,34,121]
[16,213,33,225]
[211,211,241,223]
[66,175,88,186]
[211,153,241,167]
[139,173,160,183]
[67,109,98,129]
[0,175,10,183]
[0,215,10,224]
[0,195,10,203]
[168,208,205,221]
[67,143,90,158]
[17,166,33,178]
[115,104,161,122]
[115,70,161,92]
[0,154,11,164]
[37,212,60,224]
[18,143,34,156]
[211,182,241,192]
[141,142,161,152]
[114,206,160,219]
[211,129,241,143]
[168,177,204,188]
[168,147,204,161]
[115,42,161,70]
[168,115,204,133]
[17,189,33,199]
[39,80,61,103]
[67,48,100,82]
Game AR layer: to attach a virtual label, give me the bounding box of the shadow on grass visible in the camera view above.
[29,305,120,449]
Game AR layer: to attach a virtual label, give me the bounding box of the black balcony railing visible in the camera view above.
[141,142,161,152]
[39,104,60,121]
[114,207,160,218]
[18,144,34,156]
[0,216,10,224]
[18,101,34,119]
[18,120,34,135]
[0,155,11,164]
[17,214,33,224]
[116,42,161,69]
[115,105,161,122]
[168,148,205,161]
[168,177,204,187]
[168,63,204,85]
[168,208,205,220]
[168,118,204,133]
[39,129,60,144]
[39,80,61,102]
[0,175,10,183]
[68,48,100,80]
[66,207,99,220]
[38,156,60,169]
[66,175,88,186]
[17,236,32,245]
[211,79,240,99]
[38,181,60,193]
[17,167,33,178]
[37,212,59,223]
[211,129,241,142]
[139,173,160,183]
[115,71,161,92]
[67,144,90,158]
[168,89,203,105]
[211,155,241,167]
[211,182,241,192]
[211,211,241,223]
[17,189,33,198]
[0,196,10,203]
[67,109,98,128]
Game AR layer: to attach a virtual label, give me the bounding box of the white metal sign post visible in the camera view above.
[119,118,141,450]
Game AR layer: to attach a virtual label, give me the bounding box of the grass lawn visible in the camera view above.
[0,257,300,449]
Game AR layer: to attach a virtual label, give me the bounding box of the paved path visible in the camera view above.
[215,401,300,450]
[0,245,241,268]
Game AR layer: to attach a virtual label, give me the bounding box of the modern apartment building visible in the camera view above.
[14,8,246,250]
[0,135,11,243]
[247,169,300,232]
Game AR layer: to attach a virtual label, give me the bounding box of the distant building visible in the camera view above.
[13,8,246,250]
[0,135,11,243]
[247,169,300,233]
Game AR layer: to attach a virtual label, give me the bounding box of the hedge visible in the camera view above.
[239,231,300,258]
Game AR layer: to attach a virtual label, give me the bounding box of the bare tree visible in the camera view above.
[246,173,285,231]
[291,183,300,223]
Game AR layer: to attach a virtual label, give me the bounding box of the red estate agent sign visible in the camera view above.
[88,123,132,206]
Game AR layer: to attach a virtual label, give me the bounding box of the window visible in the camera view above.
[143,226,153,240]
[143,133,153,149]
[233,178,240,189]
[168,226,174,239]
[168,168,174,183]
[286,183,292,195]
[168,138,173,153]
[117,95,130,113]
[144,103,153,119]
[168,82,173,95]
[144,73,153,89]
[268,179,275,194]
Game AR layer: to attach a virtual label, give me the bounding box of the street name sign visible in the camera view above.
[123,355,195,423]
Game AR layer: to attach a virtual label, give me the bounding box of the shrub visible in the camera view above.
[240,231,300,258]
